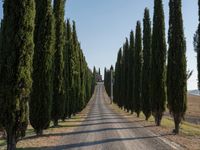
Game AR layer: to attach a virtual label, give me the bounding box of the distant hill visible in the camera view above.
[188,90,200,96]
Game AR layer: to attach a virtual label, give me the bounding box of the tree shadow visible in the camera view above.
[18,135,163,150]
[23,126,144,141]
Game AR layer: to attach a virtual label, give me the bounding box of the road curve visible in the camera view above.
[52,83,183,150]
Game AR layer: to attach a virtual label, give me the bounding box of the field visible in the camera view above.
[185,95,200,124]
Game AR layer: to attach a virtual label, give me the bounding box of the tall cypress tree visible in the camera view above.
[114,49,122,106]
[142,8,152,121]
[79,48,86,110]
[0,0,35,149]
[0,20,3,75]
[134,21,143,117]
[167,0,187,134]
[63,20,72,119]
[123,38,129,111]
[52,0,66,126]
[72,21,81,114]
[99,68,101,75]
[65,20,76,118]
[151,0,167,126]
[30,0,55,135]
[128,31,135,114]
[198,0,200,91]
[196,0,200,90]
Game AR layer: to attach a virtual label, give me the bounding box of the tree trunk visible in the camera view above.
[62,117,65,122]
[145,113,151,121]
[173,114,181,134]
[155,112,162,126]
[131,110,134,114]
[137,113,140,118]
[53,119,58,127]
[36,129,43,136]
[7,129,16,150]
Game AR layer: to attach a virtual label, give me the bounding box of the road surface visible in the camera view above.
[52,83,183,150]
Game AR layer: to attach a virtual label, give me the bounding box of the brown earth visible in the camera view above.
[185,95,200,124]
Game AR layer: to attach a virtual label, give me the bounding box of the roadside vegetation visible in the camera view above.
[0,0,96,150]
[104,0,198,135]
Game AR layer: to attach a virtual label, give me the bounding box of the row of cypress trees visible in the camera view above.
[104,66,113,98]
[105,0,187,134]
[0,0,94,149]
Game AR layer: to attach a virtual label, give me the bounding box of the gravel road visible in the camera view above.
[49,82,183,150]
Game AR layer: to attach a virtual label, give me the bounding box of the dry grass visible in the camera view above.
[0,115,86,150]
[187,95,200,118]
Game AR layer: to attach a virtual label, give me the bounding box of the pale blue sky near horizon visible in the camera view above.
[0,0,198,90]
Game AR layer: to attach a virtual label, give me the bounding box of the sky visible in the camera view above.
[0,0,198,90]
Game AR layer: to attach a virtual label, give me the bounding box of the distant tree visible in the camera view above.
[104,68,111,97]
[134,21,143,117]
[151,0,167,126]
[167,0,187,134]
[99,68,101,75]
[52,0,66,126]
[30,0,55,135]
[0,0,35,149]
[142,8,152,121]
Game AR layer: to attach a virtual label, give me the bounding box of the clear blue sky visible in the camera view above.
[0,0,198,90]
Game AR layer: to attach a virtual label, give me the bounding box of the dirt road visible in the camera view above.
[49,83,183,150]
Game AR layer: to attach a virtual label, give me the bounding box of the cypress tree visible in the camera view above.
[52,0,66,126]
[134,21,143,117]
[167,0,187,134]
[126,47,130,111]
[142,8,152,121]
[198,0,200,91]
[117,52,123,109]
[129,31,135,114]
[92,66,97,93]
[0,0,35,149]
[151,0,167,126]
[30,0,55,135]
[72,21,81,114]
[99,68,101,75]
[124,38,129,111]
[79,49,86,110]
[114,49,122,106]
[0,20,3,75]
[62,19,73,121]
[85,68,92,102]
[195,0,200,90]
[65,20,75,118]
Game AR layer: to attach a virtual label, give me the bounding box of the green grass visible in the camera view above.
[162,117,200,136]
[0,139,6,147]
